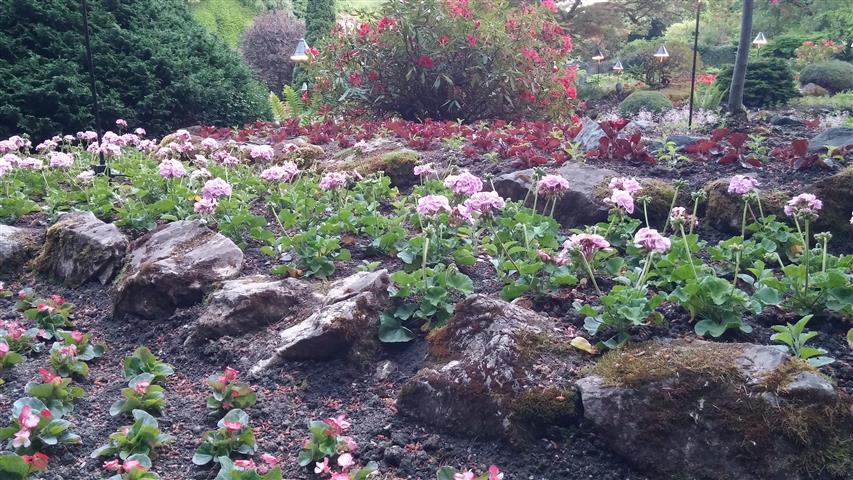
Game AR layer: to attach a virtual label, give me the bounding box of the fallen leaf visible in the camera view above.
[570,336,598,354]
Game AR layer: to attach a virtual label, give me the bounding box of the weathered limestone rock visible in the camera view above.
[249,270,390,376]
[32,212,127,287]
[113,220,243,319]
[186,275,314,344]
[809,127,853,153]
[0,225,43,273]
[397,295,579,441]
[494,163,617,228]
[577,340,851,480]
[575,118,606,152]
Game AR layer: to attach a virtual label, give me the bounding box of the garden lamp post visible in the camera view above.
[592,48,605,76]
[752,32,768,49]
[80,0,106,174]
[612,60,624,74]
[687,0,702,131]
[290,38,311,85]
[653,44,670,87]
[612,60,624,98]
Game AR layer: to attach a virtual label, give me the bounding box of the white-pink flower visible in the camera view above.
[633,227,671,253]
[200,138,220,151]
[784,193,822,218]
[76,170,96,183]
[337,453,354,469]
[417,195,451,216]
[606,189,634,214]
[12,429,31,449]
[202,178,232,199]
[563,233,611,261]
[454,471,476,480]
[727,175,759,195]
[444,171,483,196]
[249,144,274,162]
[115,119,128,128]
[260,162,299,182]
[314,458,330,474]
[320,172,348,190]
[194,197,218,215]
[133,380,151,395]
[414,163,435,176]
[158,159,186,178]
[48,152,74,169]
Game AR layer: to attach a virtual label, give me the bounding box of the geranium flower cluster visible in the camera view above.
[605,177,642,214]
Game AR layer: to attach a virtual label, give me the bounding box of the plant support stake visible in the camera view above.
[687,0,702,131]
[80,0,107,174]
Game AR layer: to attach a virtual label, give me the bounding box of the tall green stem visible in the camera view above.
[636,251,655,289]
[581,255,603,296]
[679,224,699,280]
[803,220,810,291]
[662,185,681,233]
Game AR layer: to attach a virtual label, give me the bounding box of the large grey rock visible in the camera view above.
[800,82,829,97]
[577,340,848,480]
[249,270,390,376]
[113,220,243,319]
[397,295,579,441]
[0,225,43,273]
[494,163,616,227]
[575,118,607,152]
[666,134,704,149]
[809,127,853,153]
[186,275,314,344]
[769,115,804,127]
[32,212,127,287]
[620,119,655,137]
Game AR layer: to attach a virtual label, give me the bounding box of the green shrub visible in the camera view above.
[240,11,305,93]
[715,59,798,108]
[799,60,853,94]
[700,45,737,67]
[621,40,701,88]
[307,0,577,122]
[619,90,673,115]
[762,33,816,59]
[189,0,260,48]
[0,0,269,140]
[305,0,335,45]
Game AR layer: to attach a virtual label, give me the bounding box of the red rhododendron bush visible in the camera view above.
[306,0,577,121]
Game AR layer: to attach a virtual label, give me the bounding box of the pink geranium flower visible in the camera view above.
[784,193,822,218]
[444,171,483,196]
[194,197,218,215]
[320,172,348,190]
[202,178,232,199]
[158,159,186,178]
[633,227,671,253]
[727,175,759,195]
[608,177,642,194]
[606,189,635,214]
[413,163,434,176]
[417,195,451,216]
[537,174,569,195]
[563,233,611,261]
[464,191,506,215]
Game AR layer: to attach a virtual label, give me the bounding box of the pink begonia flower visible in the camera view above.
[324,415,351,434]
[444,171,483,196]
[70,331,84,343]
[537,174,569,195]
[249,145,274,161]
[19,405,40,429]
[341,436,358,451]
[194,197,217,215]
[417,195,451,216]
[115,119,128,128]
[784,193,822,218]
[454,471,476,480]
[314,458,331,474]
[320,172,348,190]
[563,233,611,261]
[158,159,186,178]
[260,162,300,182]
[608,177,642,194]
[134,380,151,395]
[37,303,54,313]
[202,178,232,199]
[0,342,8,357]
[102,459,122,471]
[38,368,63,384]
[727,175,759,195]
[122,459,143,472]
[223,421,243,432]
[413,163,434,176]
[337,453,355,469]
[58,344,77,358]
[330,473,351,480]
[219,367,239,383]
[488,465,504,480]
[633,227,671,253]
[260,453,279,465]
[606,189,634,214]
[234,459,256,470]
[463,191,506,215]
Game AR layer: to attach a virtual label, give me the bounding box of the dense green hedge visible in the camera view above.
[800,60,853,94]
[0,0,269,140]
[715,59,799,109]
[619,90,673,115]
[190,0,260,48]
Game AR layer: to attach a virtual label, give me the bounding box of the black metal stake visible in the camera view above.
[80,0,107,174]
[687,0,702,131]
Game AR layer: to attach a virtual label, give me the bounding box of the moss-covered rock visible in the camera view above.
[592,177,687,225]
[703,177,788,234]
[0,225,43,274]
[813,165,853,236]
[322,137,420,188]
[578,340,852,480]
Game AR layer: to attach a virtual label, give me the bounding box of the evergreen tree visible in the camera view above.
[0,0,269,140]
[304,0,335,45]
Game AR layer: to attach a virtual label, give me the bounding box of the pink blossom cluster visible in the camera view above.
[670,206,698,227]
[12,405,49,449]
[200,138,220,151]
[249,144,275,162]
[463,191,506,216]
[563,233,611,261]
[784,193,822,218]
[233,453,280,474]
[260,162,299,182]
[413,163,435,176]
[158,159,187,178]
[313,415,362,480]
[605,177,641,214]
[537,174,569,196]
[0,135,31,153]
[454,466,504,480]
[103,458,146,474]
[48,151,74,169]
[608,177,642,194]
[417,195,451,216]
[320,172,348,190]
[633,227,671,253]
[193,178,232,215]
[727,175,759,195]
[444,171,483,196]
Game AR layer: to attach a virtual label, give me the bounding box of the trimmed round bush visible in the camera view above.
[0,0,269,140]
[619,91,673,115]
[240,11,305,94]
[799,60,853,94]
[715,59,798,108]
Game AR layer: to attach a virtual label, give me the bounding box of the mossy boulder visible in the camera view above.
[703,177,787,234]
[592,177,686,225]
[577,340,851,480]
[397,295,581,443]
[619,90,673,115]
[813,165,853,236]
[325,139,419,188]
[0,225,43,274]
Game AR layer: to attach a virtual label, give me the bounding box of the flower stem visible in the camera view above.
[662,184,680,233]
[821,235,828,273]
[642,199,650,228]
[803,219,810,291]
[636,251,655,289]
[679,224,699,280]
[740,199,749,240]
[689,196,700,236]
[580,254,603,296]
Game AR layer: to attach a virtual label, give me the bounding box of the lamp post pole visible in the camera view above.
[80,0,106,174]
[687,0,702,131]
